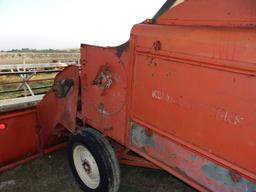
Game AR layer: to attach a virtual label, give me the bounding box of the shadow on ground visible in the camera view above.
[0,150,196,192]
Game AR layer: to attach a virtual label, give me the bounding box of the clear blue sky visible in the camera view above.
[0,0,166,50]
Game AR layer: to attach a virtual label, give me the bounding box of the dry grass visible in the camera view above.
[0,74,56,100]
[0,52,79,100]
[0,52,79,65]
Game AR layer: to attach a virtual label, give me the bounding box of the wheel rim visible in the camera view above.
[73,144,100,189]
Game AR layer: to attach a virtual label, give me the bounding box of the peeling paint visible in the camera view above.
[115,42,129,58]
[129,121,256,192]
[190,154,197,162]
[151,89,191,109]
[130,123,155,148]
[202,163,256,192]
[215,108,244,126]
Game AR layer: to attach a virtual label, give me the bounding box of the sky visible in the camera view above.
[0,0,166,50]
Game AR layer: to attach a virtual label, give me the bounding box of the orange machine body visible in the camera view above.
[81,0,256,191]
[1,0,256,191]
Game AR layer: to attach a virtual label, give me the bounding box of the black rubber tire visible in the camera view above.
[67,128,120,192]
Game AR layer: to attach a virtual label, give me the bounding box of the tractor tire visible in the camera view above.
[67,128,120,192]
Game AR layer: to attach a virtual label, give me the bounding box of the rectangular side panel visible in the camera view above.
[129,24,256,188]
[80,45,129,144]
[131,52,256,174]
[129,123,256,192]
[0,109,39,167]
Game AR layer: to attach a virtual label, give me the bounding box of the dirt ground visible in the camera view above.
[0,150,196,192]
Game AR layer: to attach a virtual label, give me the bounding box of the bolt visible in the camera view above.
[153,40,162,51]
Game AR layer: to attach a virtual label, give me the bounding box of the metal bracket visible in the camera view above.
[52,79,74,98]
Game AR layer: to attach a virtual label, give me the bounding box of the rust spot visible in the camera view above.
[80,59,87,66]
[190,154,197,161]
[153,40,162,51]
[116,42,129,58]
[145,128,153,137]
[170,153,177,159]
[81,44,87,48]
[202,163,256,191]
[140,146,146,151]
[130,122,155,148]
[98,102,109,115]
[229,170,242,183]
[143,19,156,24]
[173,166,188,178]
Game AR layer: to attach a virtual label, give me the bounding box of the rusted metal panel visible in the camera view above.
[129,22,256,178]
[125,4,256,189]
[37,65,79,147]
[80,45,129,145]
[129,122,256,192]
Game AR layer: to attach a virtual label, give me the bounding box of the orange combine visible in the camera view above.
[1,0,256,191]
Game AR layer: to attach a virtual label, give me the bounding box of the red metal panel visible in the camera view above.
[157,0,256,27]
[129,23,256,175]
[0,109,39,167]
[37,65,79,147]
[0,66,79,171]
[80,45,129,145]
[127,22,256,190]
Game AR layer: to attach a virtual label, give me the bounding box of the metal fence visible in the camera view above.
[0,61,78,111]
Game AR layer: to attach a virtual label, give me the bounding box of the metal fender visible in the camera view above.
[37,65,79,148]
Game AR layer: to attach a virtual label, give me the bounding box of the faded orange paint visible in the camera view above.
[80,0,256,191]
[1,0,256,191]
[80,45,129,144]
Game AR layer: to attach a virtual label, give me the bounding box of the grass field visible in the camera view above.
[0,150,195,192]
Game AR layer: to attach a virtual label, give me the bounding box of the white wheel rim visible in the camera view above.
[73,144,100,189]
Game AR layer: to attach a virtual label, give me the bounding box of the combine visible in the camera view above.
[1,0,256,191]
